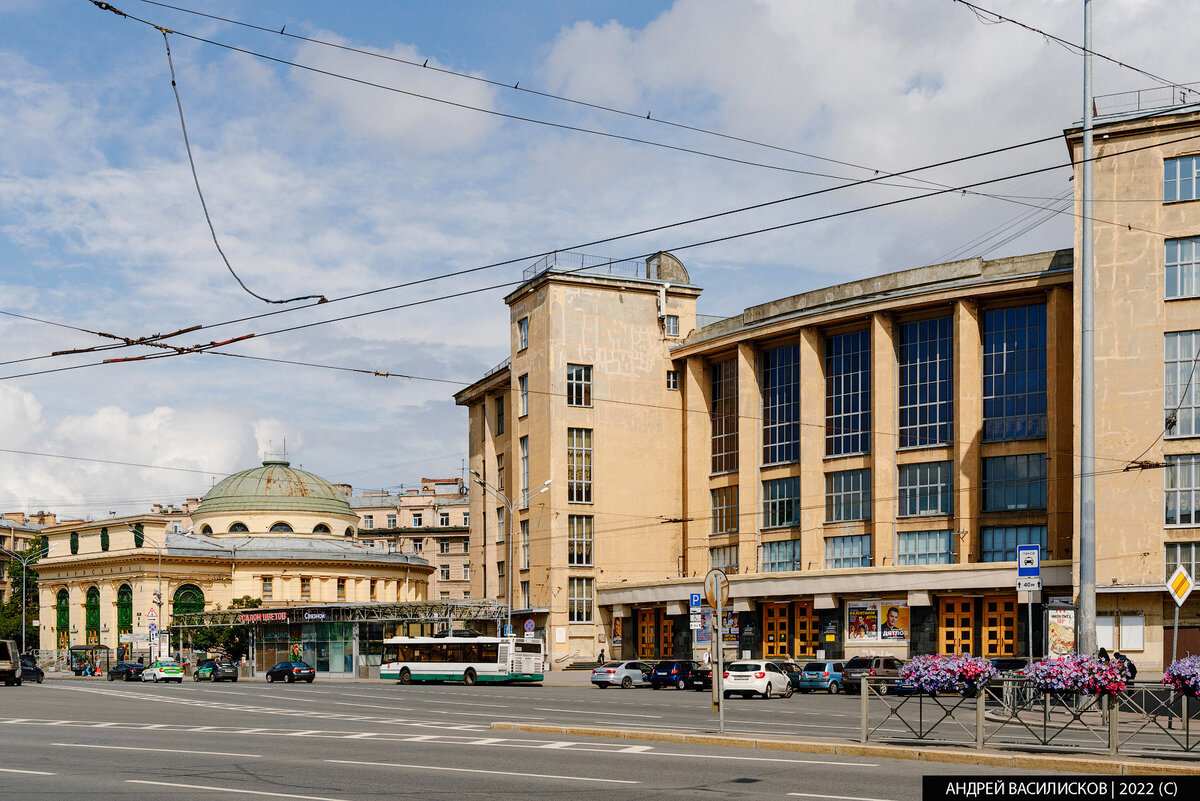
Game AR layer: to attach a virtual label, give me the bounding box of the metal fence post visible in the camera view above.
[860,678,868,743]
[977,684,986,749]
[1108,693,1119,755]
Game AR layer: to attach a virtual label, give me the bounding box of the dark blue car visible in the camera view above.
[650,660,701,690]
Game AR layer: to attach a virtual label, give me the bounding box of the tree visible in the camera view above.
[184,595,262,660]
[0,540,44,649]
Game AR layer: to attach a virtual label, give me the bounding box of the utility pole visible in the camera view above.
[1078,0,1097,656]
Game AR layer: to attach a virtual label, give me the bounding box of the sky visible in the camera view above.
[0,0,1194,521]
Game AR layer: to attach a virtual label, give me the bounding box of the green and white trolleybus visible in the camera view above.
[380,636,544,684]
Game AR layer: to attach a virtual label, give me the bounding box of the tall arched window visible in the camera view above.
[117,584,133,638]
[172,584,205,617]
[56,589,70,649]
[200,524,212,535]
[85,587,100,646]
[70,531,79,554]
[133,523,144,548]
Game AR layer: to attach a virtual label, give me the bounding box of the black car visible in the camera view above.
[107,662,146,681]
[194,660,240,682]
[689,664,713,691]
[650,660,701,690]
[265,661,316,683]
[19,656,44,684]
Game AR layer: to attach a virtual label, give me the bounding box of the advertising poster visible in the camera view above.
[880,602,909,641]
[612,617,623,647]
[722,611,739,644]
[847,601,879,641]
[1047,608,1076,658]
[695,611,712,643]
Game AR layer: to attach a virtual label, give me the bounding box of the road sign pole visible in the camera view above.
[1028,593,1034,661]
[1173,604,1180,665]
[716,593,724,735]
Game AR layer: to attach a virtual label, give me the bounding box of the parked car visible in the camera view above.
[18,656,44,684]
[107,662,146,681]
[194,660,239,682]
[689,664,713,691]
[590,661,651,689]
[142,658,184,683]
[265,661,315,683]
[793,660,845,693]
[650,660,702,690]
[777,660,806,689]
[842,656,904,694]
[722,660,793,699]
[0,640,22,686]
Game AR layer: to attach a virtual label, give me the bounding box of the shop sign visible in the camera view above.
[235,611,289,624]
[303,611,328,621]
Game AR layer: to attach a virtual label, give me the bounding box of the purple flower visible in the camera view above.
[898,654,998,694]
[1163,655,1200,696]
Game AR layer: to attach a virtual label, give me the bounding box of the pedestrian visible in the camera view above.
[1098,647,1110,662]
[597,648,605,663]
[703,650,712,665]
[1114,650,1136,680]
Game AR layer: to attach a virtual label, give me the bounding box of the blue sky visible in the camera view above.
[0,0,1192,519]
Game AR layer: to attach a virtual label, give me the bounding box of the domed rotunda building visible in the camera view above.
[36,458,434,677]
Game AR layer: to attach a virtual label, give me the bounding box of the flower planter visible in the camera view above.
[898,654,997,695]
[1029,654,1127,696]
[1163,655,1200,698]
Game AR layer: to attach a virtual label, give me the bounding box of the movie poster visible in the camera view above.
[847,601,879,641]
[880,602,909,641]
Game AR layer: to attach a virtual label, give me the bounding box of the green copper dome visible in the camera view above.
[196,460,354,516]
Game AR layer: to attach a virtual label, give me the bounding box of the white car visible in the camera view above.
[721,660,793,699]
[142,659,184,683]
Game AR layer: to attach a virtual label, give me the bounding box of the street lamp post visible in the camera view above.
[0,541,53,654]
[129,529,165,660]
[470,470,551,636]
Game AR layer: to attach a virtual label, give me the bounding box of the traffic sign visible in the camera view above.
[1016,577,1042,592]
[703,569,729,610]
[147,607,158,621]
[523,618,535,633]
[689,592,702,608]
[1017,545,1040,577]
[1168,566,1194,607]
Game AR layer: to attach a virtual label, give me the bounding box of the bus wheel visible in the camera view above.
[399,668,411,685]
[463,668,477,686]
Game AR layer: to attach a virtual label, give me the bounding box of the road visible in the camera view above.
[1,678,1071,800]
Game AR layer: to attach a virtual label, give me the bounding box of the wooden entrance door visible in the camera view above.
[982,595,1017,657]
[659,612,675,658]
[939,597,975,655]
[763,602,789,659]
[638,608,656,659]
[793,601,819,658]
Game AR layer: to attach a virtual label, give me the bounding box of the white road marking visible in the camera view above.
[655,751,876,766]
[332,702,413,711]
[0,768,55,775]
[128,780,346,800]
[327,759,639,785]
[788,794,895,801]
[54,742,260,757]
[534,707,662,718]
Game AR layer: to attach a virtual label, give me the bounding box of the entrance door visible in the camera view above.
[638,609,656,659]
[939,597,975,655]
[659,611,675,659]
[982,595,1017,657]
[793,601,819,658]
[763,603,789,659]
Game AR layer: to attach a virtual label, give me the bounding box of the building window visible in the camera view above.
[412,540,423,553]
[760,539,802,573]
[711,485,739,535]
[521,519,531,569]
[1166,331,1200,438]
[300,577,311,601]
[520,581,530,609]
[1166,455,1200,526]
[412,512,422,527]
[439,512,450,527]
[262,577,273,600]
[497,561,505,579]
[710,545,739,573]
[665,315,680,336]
[495,396,505,435]
[898,461,954,517]
[711,358,738,473]
[520,436,530,503]
[568,515,592,566]
[825,469,871,522]
[496,507,505,543]
[519,374,529,415]
[518,317,529,350]
[825,329,871,456]
[567,364,592,407]
[1166,541,1200,581]
[462,564,471,580]
[439,539,451,554]
[981,525,1047,562]
[440,564,451,580]
[568,577,593,622]
[982,454,1047,511]
[762,343,800,465]
[463,513,469,528]
[898,317,953,448]
[567,428,593,503]
[363,515,374,529]
[462,538,469,553]
[386,514,396,528]
[369,579,377,601]
[983,304,1047,441]
[896,530,953,565]
[496,454,504,491]
[825,535,871,569]
[337,578,346,602]
[762,476,800,528]
[1165,155,1200,203]
[667,370,679,390]
[1166,237,1200,300]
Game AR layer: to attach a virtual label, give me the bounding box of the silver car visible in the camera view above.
[590,660,652,689]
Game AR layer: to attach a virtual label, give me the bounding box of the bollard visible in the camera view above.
[976,683,985,749]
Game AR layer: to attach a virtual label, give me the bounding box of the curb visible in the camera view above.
[490,722,1200,774]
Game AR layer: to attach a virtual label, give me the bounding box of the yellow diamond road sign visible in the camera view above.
[1168,566,1194,607]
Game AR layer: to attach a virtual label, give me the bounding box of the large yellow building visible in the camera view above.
[457,99,1200,674]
